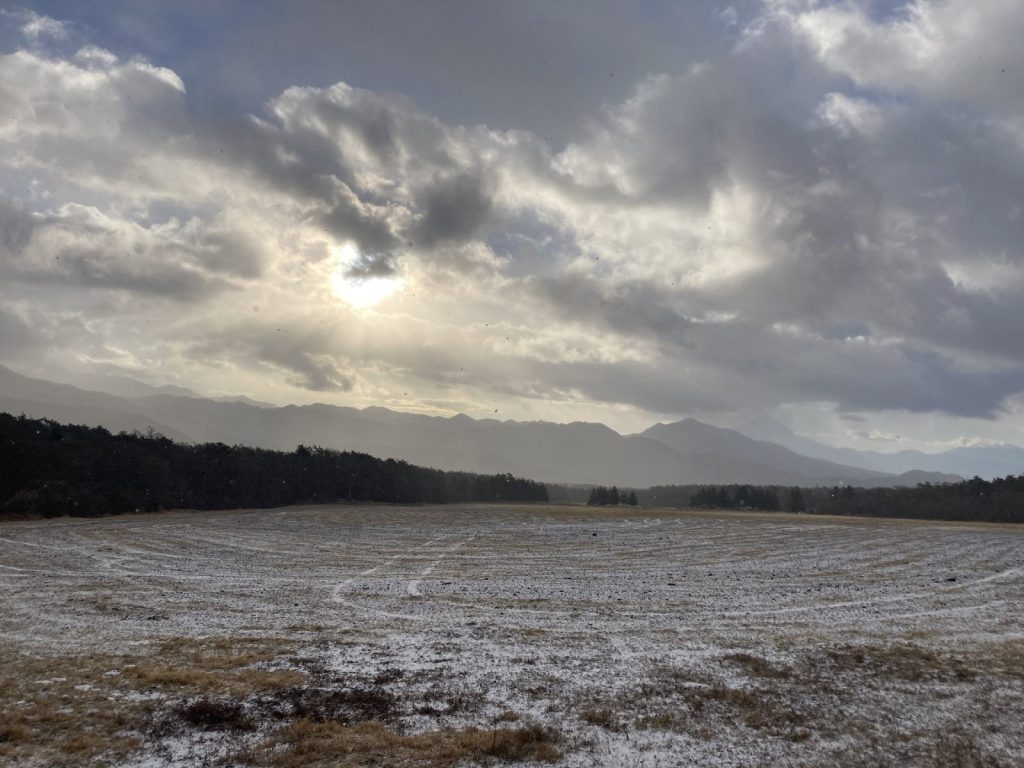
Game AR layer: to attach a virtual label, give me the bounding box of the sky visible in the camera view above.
[0,0,1023,451]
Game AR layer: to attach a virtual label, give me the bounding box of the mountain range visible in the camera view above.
[0,364,1001,488]
[734,415,1024,483]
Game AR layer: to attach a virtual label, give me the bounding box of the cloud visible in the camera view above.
[3,9,68,41]
[0,46,184,147]
[0,200,263,300]
[187,320,360,394]
[0,302,39,353]
[775,0,1024,117]
[816,92,884,137]
[342,250,398,279]
[277,352,356,392]
[1,4,1023,434]
[554,70,738,208]
[410,170,493,248]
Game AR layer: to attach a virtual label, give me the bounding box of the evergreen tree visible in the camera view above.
[788,486,805,512]
[717,487,732,508]
[735,485,750,508]
[0,413,551,518]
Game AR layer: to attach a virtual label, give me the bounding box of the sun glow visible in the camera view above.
[328,243,402,309]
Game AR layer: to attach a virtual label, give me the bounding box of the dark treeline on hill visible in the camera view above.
[808,478,1024,523]
[641,485,785,511]
[689,485,782,511]
[640,480,1023,523]
[0,413,548,519]
[587,486,638,506]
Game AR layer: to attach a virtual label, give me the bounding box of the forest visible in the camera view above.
[4,412,1022,524]
[639,481,1023,523]
[805,479,1024,523]
[639,484,788,511]
[0,413,548,519]
[586,486,638,506]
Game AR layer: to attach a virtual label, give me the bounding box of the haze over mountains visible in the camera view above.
[0,364,994,488]
[733,416,1024,484]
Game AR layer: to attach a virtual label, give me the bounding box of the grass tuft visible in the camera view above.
[177,697,254,731]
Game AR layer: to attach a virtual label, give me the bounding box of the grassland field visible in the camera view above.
[1,504,1022,767]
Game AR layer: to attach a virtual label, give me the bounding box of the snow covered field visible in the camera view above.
[2,504,1023,767]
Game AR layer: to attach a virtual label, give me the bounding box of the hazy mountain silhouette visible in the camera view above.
[734,415,1020,481]
[0,365,191,442]
[0,365,964,487]
[642,419,891,484]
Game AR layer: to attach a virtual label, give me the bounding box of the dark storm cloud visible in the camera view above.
[189,327,356,393]
[282,353,355,393]
[35,252,227,300]
[41,0,757,142]
[409,171,493,248]
[513,276,1024,419]
[318,196,399,256]
[869,106,1024,259]
[0,196,34,253]
[528,273,694,347]
[198,115,401,257]
[432,338,1012,421]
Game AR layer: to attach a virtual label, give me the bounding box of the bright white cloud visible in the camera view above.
[777,0,1024,116]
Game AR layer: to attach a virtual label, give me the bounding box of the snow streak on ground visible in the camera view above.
[1,505,1023,767]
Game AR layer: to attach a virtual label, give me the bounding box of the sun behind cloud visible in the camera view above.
[328,243,402,309]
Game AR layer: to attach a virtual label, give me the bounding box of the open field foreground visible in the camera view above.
[2,505,1023,767]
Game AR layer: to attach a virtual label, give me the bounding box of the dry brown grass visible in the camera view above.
[721,652,793,679]
[176,697,255,731]
[257,720,562,768]
[930,734,1012,768]
[971,638,1024,680]
[1,629,573,767]
[823,644,976,682]
[0,675,143,767]
[834,732,1012,768]
[696,685,806,733]
[129,662,303,693]
[0,635,301,767]
[617,664,808,741]
[635,711,677,731]
[123,636,304,695]
[0,723,32,743]
[579,705,620,730]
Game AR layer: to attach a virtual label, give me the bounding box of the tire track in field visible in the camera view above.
[407,536,476,597]
[329,535,451,603]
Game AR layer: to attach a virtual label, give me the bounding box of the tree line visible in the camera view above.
[0,413,548,519]
[586,486,638,506]
[641,484,795,511]
[688,485,787,511]
[807,478,1024,523]
[640,479,1021,523]
[4,411,1020,524]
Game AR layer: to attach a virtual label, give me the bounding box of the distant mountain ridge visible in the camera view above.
[734,415,1022,481]
[642,419,892,484]
[0,364,966,487]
